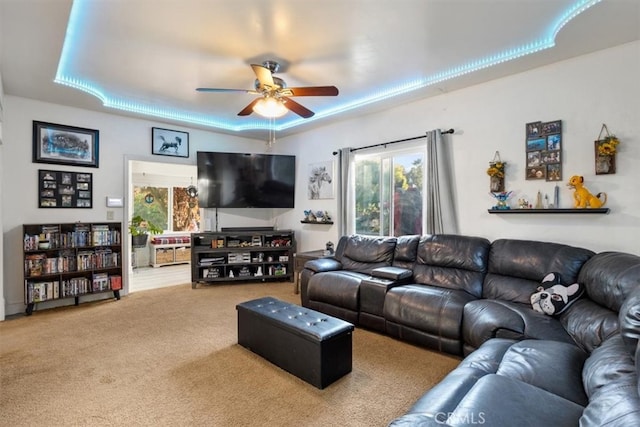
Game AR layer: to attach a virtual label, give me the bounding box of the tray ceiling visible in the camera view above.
[1,0,638,140]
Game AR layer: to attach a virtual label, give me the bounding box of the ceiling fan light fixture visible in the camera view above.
[253,97,288,118]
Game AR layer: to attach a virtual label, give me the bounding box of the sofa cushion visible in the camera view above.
[577,252,640,313]
[391,338,586,427]
[495,339,588,405]
[338,234,396,273]
[404,338,515,416]
[560,298,618,354]
[412,234,490,298]
[306,270,369,312]
[561,251,640,353]
[620,285,640,355]
[484,239,593,304]
[530,272,585,316]
[392,235,420,269]
[384,284,476,354]
[581,334,640,426]
[446,374,584,427]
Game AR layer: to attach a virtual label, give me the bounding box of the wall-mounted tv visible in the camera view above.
[197,151,295,209]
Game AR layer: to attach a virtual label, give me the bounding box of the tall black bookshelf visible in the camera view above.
[23,222,123,315]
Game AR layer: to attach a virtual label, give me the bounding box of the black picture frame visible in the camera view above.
[525,119,562,181]
[526,121,542,139]
[33,121,99,168]
[151,127,189,158]
[38,169,93,209]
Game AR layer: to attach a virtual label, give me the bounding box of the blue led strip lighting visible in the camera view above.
[55,0,603,133]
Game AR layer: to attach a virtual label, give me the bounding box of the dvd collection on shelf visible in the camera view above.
[23,224,121,250]
[22,222,123,313]
[191,230,295,287]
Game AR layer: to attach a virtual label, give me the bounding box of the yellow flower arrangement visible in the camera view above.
[487,161,505,178]
[597,136,620,156]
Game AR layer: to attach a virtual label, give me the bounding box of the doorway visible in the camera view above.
[127,159,197,292]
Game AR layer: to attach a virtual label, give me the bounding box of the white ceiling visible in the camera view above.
[1,0,639,140]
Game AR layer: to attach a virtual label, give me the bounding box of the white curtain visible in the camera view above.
[426,130,458,234]
[337,147,353,236]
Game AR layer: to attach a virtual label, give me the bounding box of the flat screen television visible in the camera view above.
[197,151,296,208]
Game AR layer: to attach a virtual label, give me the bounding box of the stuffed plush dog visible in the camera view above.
[530,272,584,316]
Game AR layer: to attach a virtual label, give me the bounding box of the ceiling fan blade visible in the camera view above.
[282,86,339,97]
[251,64,276,90]
[237,98,261,116]
[282,97,314,118]
[196,88,259,94]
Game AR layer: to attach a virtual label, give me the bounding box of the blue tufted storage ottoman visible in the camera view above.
[236,296,354,389]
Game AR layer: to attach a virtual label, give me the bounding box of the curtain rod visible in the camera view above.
[345,129,454,153]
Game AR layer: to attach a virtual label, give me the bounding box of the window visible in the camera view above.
[133,186,169,231]
[133,186,200,233]
[353,148,425,236]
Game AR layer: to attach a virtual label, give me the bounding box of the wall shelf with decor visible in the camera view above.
[23,222,123,315]
[488,208,609,214]
[300,220,334,225]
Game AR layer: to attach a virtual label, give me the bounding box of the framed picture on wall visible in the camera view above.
[38,169,93,209]
[32,121,99,168]
[151,127,189,158]
[307,161,335,199]
[525,119,562,181]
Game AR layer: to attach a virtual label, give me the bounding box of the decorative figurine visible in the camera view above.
[325,241,335,256]
[304,210,315,221]
[517,198,531,209]
[490,191,512,210]
[567,175,607,208]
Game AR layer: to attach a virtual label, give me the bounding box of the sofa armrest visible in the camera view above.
[462,299,574,353]
[371,266,413,281]
[304,257,343,273]
[360,275,411,319]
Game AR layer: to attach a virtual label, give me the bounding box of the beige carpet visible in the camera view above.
[0,282,460,426]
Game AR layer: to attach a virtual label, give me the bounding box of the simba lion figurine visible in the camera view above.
[567,175,607,208]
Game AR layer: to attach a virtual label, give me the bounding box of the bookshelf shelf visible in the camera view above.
[191,229,295,288]
[23,222,123,315]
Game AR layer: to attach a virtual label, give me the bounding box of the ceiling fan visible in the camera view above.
[196,60,339,119]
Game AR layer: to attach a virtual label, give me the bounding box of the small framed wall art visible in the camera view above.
[38,169,93,208]
[152,127,189,158]
[33,121,99,168]
[594,124,618,175]
[525,119,562,182]
[307,160,335,199]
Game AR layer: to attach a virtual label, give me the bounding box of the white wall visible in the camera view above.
[279,41,640,254]
[2,41,640,317]
[1,98,267,315]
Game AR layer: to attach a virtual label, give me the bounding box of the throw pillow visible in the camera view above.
[530,272,585,316]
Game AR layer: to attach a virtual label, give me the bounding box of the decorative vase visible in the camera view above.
[131,234,148,248]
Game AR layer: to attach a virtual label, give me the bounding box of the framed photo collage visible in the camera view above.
[39,170,93,208]
[525,120,562,182]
